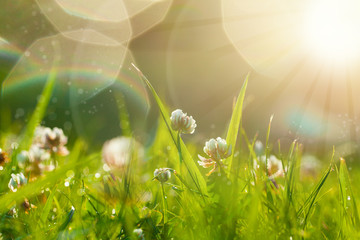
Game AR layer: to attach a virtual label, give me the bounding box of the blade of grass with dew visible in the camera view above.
[297,148,334,217]
[240,127,258,185]
[284,140,298,205]
[298,163,333,230]
[131,63,207,197]
[58,206,75,232]
[0,153,97,213]
[39,186,57,226]
[264,115,274,207]
[338,157,360,228]
[264,114,274,177]
[226,74,248,178]
[17,68,57,151]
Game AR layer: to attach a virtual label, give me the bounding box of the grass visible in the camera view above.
[0,72,359,239]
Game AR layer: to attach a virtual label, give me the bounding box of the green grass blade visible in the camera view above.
[285,140,298,205]
[116,93,132,137]
[297,163,333,228]
[131,64,207,197]
[297,149,334,218]
[39,187,57,226]
[265,114,274,177]
[226,74,248,178]
[58,206,75,231]
[0,154,96,213]
[18,68,57,151]
[338,157,360,228]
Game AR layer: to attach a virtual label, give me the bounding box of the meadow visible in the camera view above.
[0,70,359,240]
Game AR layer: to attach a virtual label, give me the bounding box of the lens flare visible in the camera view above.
[0,38,23,69]
[36,0,132,44]
[303,0,360,63]
[3,34,123,99]
[36,0,173,44]
[55,0,129,22]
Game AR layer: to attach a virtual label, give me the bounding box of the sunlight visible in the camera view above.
[303,0,360,63]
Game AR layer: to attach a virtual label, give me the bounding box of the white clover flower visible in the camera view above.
[198,137,231,176]
[17,146,53,177]
[44,127,69,156]
[29,145,51,163]
[8,173,27,192]
[170,109,196,134]
[33,126,69,156]
[203,137,231,161]
[153,168,171,183]
[266,155,284,179]
[133,228,145,240]
[102,137,144,172]
[33,126,48,145]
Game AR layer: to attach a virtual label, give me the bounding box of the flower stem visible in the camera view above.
[161,182,168,238]
[177,131,183,164]
[52,152,57,170]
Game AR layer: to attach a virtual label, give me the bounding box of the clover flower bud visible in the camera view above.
[170,109,196,134]
[154,168,171,183]
[8,173,27,192]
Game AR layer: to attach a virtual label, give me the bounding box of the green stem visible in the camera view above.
[177,131,183,164]
[161,183,168,238]
[52,152,58,170]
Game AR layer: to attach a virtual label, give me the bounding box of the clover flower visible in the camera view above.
[102,137,144,172]
[8,173,27,192]
[28,145,54,176]
[29,145,51,163]
[266,155,284,179]
[133,228,145,240]
[16,146,54,177]
[0,148,9,166]
[33,126,69,156]
[153,168,171,183]
[170,109,196,134]
[198,137,231,176]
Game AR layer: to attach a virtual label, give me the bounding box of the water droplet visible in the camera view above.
[103,164,111,172]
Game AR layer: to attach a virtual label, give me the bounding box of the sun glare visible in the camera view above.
[303,0,360,63]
